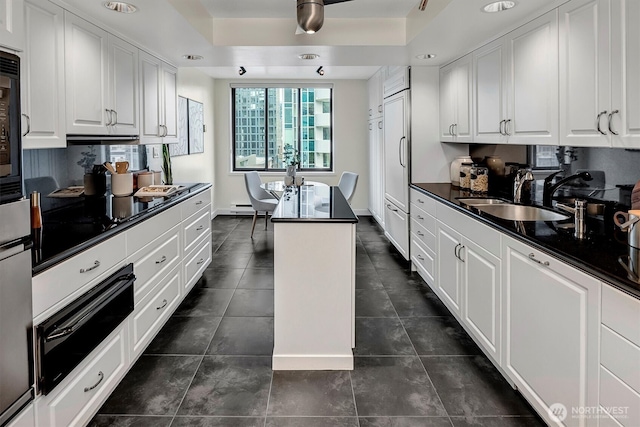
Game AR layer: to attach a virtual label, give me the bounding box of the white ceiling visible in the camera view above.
[54,0,565,80]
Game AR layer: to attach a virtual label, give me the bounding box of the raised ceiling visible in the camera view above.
[53,0,563,80]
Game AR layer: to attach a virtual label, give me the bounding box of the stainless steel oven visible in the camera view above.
[0,51,22,204]
[36,263,135,395]
[0,199,33,426]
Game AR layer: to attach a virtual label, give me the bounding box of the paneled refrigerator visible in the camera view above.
[382,68,410,260]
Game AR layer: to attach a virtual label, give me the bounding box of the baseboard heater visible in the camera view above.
[230,203,253,214]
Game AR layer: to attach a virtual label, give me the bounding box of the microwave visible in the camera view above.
[0,51,22,204]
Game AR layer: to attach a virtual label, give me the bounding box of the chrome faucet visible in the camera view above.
[542,171,593,207]
[513,169,534,203]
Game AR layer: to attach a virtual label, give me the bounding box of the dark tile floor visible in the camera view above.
[90,216,545,427]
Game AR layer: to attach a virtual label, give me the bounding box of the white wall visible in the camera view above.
[171,68,216,207]
[213,79,370,215]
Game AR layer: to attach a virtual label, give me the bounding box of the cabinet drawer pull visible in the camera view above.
[454,243,461,259]
[197,258,205,265]
[608,110,619,135]
[499,119,505,135]
[597,111,608,135]
[386,204,398,212]
[84,371,104,392]
[79,260,101,273]
[417,198,424,204]
[195,200,203,206]
[504,120,511,136]
[378,121,383,129]
[417,231,424,237]
[155,255,167,265]
[417,215,424,220]
[196,225,204,231]
[111,109,118,125]
[105,109,112,126]
[416,254,425,261]
[528,253,550,266]
[459,245,465,262]
[156,299,168,310]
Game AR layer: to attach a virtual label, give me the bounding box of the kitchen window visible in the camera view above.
[232,85,333,172]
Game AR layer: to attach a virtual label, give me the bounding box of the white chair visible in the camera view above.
[338,171,358,204]
[244,171,278,238]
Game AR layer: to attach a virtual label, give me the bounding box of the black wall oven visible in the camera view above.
[36,263,135,395]
[0,51,22,204]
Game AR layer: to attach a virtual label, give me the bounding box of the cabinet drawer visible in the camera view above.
[410,218,436,252]
[130,226,181,304]
[410,188,436,217]
[384,202,409,259]
[184,235,212,293]
[126,205,180,256]
[411,209,436,237]
[437,202,500,258]
[411,237,435,286]
[602,285,640,347]
[184,209,211,254]
[131,265,181,358]
[600,366,640,427]
[33,233,127,319]
[601,325,640,394]
[38,325,128,427]
[181,189,211,220]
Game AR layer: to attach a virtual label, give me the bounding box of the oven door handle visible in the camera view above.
[44,274,134,343]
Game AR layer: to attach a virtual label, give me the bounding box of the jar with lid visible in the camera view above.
[450,155,472,187]
[459,163,473,190]
[470,165,489,193]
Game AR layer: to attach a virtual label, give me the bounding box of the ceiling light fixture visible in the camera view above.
[239,66,247,76]
[317,66,325,76]
[103,1,137,13]
[482,1,516,13]
[299,53,320,60]
[297,0,324,34]
[418,0,428,11]
[182,54,203,60]
[416,54,437,59]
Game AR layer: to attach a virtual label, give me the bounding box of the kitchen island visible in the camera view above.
[271,184,358,370]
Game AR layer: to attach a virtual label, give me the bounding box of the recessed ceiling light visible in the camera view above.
[299,53,320,60]
[482,1,516,13]
[182,54,204,60]
[104,1,137,13]
[416,54,437,60]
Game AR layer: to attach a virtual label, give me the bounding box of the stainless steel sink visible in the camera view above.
[457,197,509,206]
[476,204,571,221]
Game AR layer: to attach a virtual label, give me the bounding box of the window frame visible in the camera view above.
[231,84,334,173]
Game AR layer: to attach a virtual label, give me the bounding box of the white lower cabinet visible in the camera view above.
[435,221,463,315]
[36,324,129,427]
[502,236,600,427]
[6,403,34,427]
[383,200,409,260]
[184,235,211,293]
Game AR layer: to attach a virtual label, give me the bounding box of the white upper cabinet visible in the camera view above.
[504,10,559,145]
[367,69,383,120]
[64,12,138,135]
[473,39,508,143]
[560,0,640,148]
[0,0,24,51]
[439,54,473,143]
[139,50,177,144]
[21,0,65,149]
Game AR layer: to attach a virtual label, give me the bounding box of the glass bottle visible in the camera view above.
[470,165,489,193]
[30,191,43,259]
[459,163,473,190]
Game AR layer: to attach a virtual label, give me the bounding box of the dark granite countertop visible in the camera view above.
[412,183,640,300]
[271,185,358,223]
[32,183,211,275]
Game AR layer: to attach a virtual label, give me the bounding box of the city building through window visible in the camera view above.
[232,86,333,171]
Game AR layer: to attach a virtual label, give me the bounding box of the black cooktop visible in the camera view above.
[32,184,207,274]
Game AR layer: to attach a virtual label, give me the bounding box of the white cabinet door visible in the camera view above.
[108,35,138,135]
[559,0,611,147]
[473,39,508,144]
[611,0,640,148]
[384,201,409,259]
[383,90,408,212]
[368,119,384,226]
[461,239,501,363]
[21,0,65,149]
[0,0,24,51]
[367,69,383,120]
[439,55,473,143]
[502,236,600,426]
[439,64,455,142]
[139,50,176,143]
[435,222,462,315]
[505,10,559,145]
[64,12,109,135]
[161,62,177,143]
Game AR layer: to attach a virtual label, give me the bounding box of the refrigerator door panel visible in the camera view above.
[383,91,409,212]
[383,199,409,260]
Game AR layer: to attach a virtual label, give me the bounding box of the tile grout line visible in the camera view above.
[263,369,274,427]
[168,353,206,426]
[348,370,361,427]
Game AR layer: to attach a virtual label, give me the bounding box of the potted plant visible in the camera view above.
[283,143,300,178]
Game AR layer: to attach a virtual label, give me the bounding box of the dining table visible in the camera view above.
[260,180,328,199]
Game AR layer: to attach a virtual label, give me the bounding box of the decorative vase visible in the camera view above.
[450,155,472,186]
[485,155,505,177]
[286,165,296,178]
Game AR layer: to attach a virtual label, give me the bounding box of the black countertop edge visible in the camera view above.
[411,183,640,300]
[32,183,211,276]
[271,186,358,223]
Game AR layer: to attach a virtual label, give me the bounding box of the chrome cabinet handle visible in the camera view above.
[195,200,203,206]
[597,111,608,135]
[369,108,372,116]
[608,110,619,135]
[369,123,373,130]
[164,125,169,137]
[417,198,424,204]
[22,114,31,136]
[448,124,453,135]
[453,123,458,135]
[378,104,383,113]
[417,231,424,237]
[386,204,398,212]
[111,109,118,125]
[417,215,424,220]
[197,258,205,265]
[499,119,505,135]
[378,121,383,129]
[196,225,204,231]
[155,255,167,264]
[454,243,461,259]
[79,260,100,273]
[105,109,113,126]
[84,371,104,392]
[156,299,168,310]
[459,245,465,262]
[504,119,511,136]
[528,253,550,266]
[399,136,406,167]
[417,254,425,261]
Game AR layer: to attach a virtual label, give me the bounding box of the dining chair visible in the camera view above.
[244,171,278,238]
[338,171,359,204]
